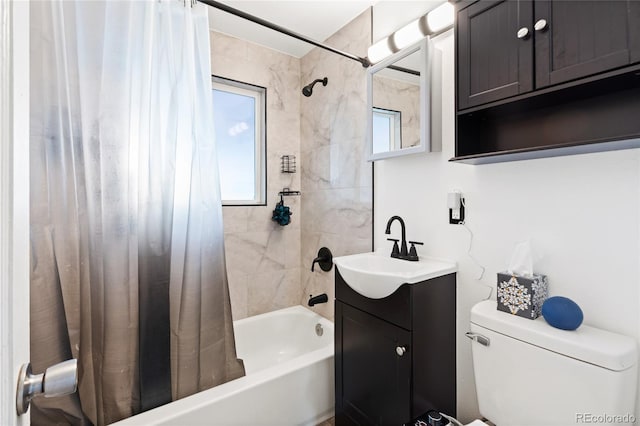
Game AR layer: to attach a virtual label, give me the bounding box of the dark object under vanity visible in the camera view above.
[334,269,456,425]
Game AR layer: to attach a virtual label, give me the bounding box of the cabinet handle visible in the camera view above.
[396,346,407,356]
[516,27,530,40]
[534,19,548,32]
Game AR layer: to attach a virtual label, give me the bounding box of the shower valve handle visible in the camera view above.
[311,247,333,272]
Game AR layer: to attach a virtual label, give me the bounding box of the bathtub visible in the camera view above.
[113,305,334,426]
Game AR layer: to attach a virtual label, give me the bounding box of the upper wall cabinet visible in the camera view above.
[454,0,640,164]
[457,1,533,109]
[534,1,640,89]
[458,0,640,110]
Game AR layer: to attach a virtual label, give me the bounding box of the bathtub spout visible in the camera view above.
[308,294,328,306]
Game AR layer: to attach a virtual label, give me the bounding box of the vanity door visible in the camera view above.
[335,301,411,426]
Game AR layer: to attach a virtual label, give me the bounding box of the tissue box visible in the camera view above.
[497,272,548,319]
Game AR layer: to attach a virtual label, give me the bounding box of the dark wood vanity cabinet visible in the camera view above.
[334,270,456,426]
[454,0,640,163]
[335,302,411,425]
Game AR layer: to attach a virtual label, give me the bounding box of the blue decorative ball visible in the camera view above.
[541,296,583,330]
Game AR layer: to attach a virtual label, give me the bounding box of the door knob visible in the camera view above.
[16,359,78,415]
[534,19,548,31]
[516,27,530,39]
[396,346,407,356]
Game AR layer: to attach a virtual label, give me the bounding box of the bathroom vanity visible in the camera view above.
[333,253,456,426]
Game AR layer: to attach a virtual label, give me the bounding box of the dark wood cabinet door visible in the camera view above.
[335,301,411,426]
[457,0,533,109]
[535,0,640,88]
[631,1,640,64]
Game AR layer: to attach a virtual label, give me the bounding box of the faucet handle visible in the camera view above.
[387,238,400,258]
[407,241,423,261]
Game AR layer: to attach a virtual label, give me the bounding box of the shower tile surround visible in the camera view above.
[300,9,373,320]
[211,32,303,320]
[211,9,373,321]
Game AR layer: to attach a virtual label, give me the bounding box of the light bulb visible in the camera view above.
[367,38,393,64]
[427,2,454,33]
[392,17,426,50]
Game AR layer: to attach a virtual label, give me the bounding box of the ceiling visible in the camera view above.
[206,0,445,59]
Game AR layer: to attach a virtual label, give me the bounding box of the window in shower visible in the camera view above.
[212,76,266,206]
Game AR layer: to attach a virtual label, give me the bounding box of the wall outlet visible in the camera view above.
[449,198,465,225]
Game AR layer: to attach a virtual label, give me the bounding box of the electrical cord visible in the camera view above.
[460,197,485,281]
[459,197,492,300]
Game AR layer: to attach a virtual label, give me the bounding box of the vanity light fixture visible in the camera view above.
[367,1,454,64]
[367,37,395,65]
[427,2,455,33]
[391,16,428,50]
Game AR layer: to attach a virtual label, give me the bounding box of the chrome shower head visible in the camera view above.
[302,77,328,97]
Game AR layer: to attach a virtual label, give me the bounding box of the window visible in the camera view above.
[372,107,401,154]
[212,76,266,206]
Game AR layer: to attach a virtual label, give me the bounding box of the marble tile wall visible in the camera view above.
[210,31,303,320]
[299,10,373,320]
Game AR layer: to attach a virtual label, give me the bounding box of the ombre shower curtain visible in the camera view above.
[29,1,244,424]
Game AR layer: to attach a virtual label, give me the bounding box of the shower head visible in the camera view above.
[302,77,328,97]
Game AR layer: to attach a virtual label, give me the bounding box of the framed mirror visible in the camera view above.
[367,37,436,161]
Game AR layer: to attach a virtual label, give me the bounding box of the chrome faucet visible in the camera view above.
[385,216,423,261]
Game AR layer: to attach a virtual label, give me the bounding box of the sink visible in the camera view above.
[333,251,457,299]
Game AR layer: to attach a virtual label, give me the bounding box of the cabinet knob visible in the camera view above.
[396,346,407,356]
[534,19,548,32]
[516,27,530,39]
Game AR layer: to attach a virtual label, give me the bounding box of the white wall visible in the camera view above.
[374,31,640,423]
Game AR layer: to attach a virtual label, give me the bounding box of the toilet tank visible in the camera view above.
[469,300,637,426]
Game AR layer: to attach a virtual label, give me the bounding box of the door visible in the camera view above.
[335,301,411,426]
[457,0,534,109]
[1,0,31,424]
[534,0,640,88]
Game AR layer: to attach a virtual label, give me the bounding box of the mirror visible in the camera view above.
[367,38,438,161]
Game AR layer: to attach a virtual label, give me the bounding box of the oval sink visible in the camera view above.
[333,251,457,299]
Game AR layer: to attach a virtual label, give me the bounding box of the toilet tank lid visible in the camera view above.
[470,300,637,371]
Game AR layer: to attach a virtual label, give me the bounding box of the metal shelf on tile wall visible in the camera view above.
[281,155,296,173]
[278,188,301,198]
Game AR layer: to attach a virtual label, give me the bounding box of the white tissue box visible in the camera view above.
[496,272,548,319]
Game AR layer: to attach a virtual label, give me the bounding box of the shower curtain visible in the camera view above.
[29,1,244,424]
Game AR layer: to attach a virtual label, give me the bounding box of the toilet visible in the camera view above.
[466,300,638,426]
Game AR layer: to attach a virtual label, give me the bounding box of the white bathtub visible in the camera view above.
[113,305,335,426]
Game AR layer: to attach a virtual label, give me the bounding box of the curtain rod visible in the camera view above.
[199,0,371,68]
[388,65,420,76]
